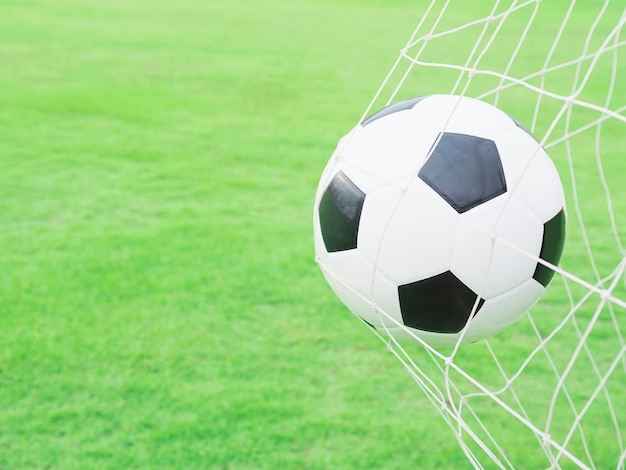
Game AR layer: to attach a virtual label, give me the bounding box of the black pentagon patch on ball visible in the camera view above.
[419,132,507,213]
[318,170,366,253]
[533,209,566,287]
[398,271,485,334]
[361,96,428,127]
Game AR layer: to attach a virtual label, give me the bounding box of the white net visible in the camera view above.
[356,1,626,469]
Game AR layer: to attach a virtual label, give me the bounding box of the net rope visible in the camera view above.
[323,1,626,468]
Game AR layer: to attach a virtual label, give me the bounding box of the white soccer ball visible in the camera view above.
[313,94,566,348]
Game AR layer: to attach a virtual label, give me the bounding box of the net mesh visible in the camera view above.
[354,1,626,468]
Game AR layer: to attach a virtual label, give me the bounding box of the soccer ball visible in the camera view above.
[313,94,566,348]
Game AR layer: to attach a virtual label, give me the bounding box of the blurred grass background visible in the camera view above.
[2,0,625,468]
[0,0,470,468]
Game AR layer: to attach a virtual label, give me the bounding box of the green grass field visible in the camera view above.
[1,1,624,469]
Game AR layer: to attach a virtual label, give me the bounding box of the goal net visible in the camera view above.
[356,1,626,468]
